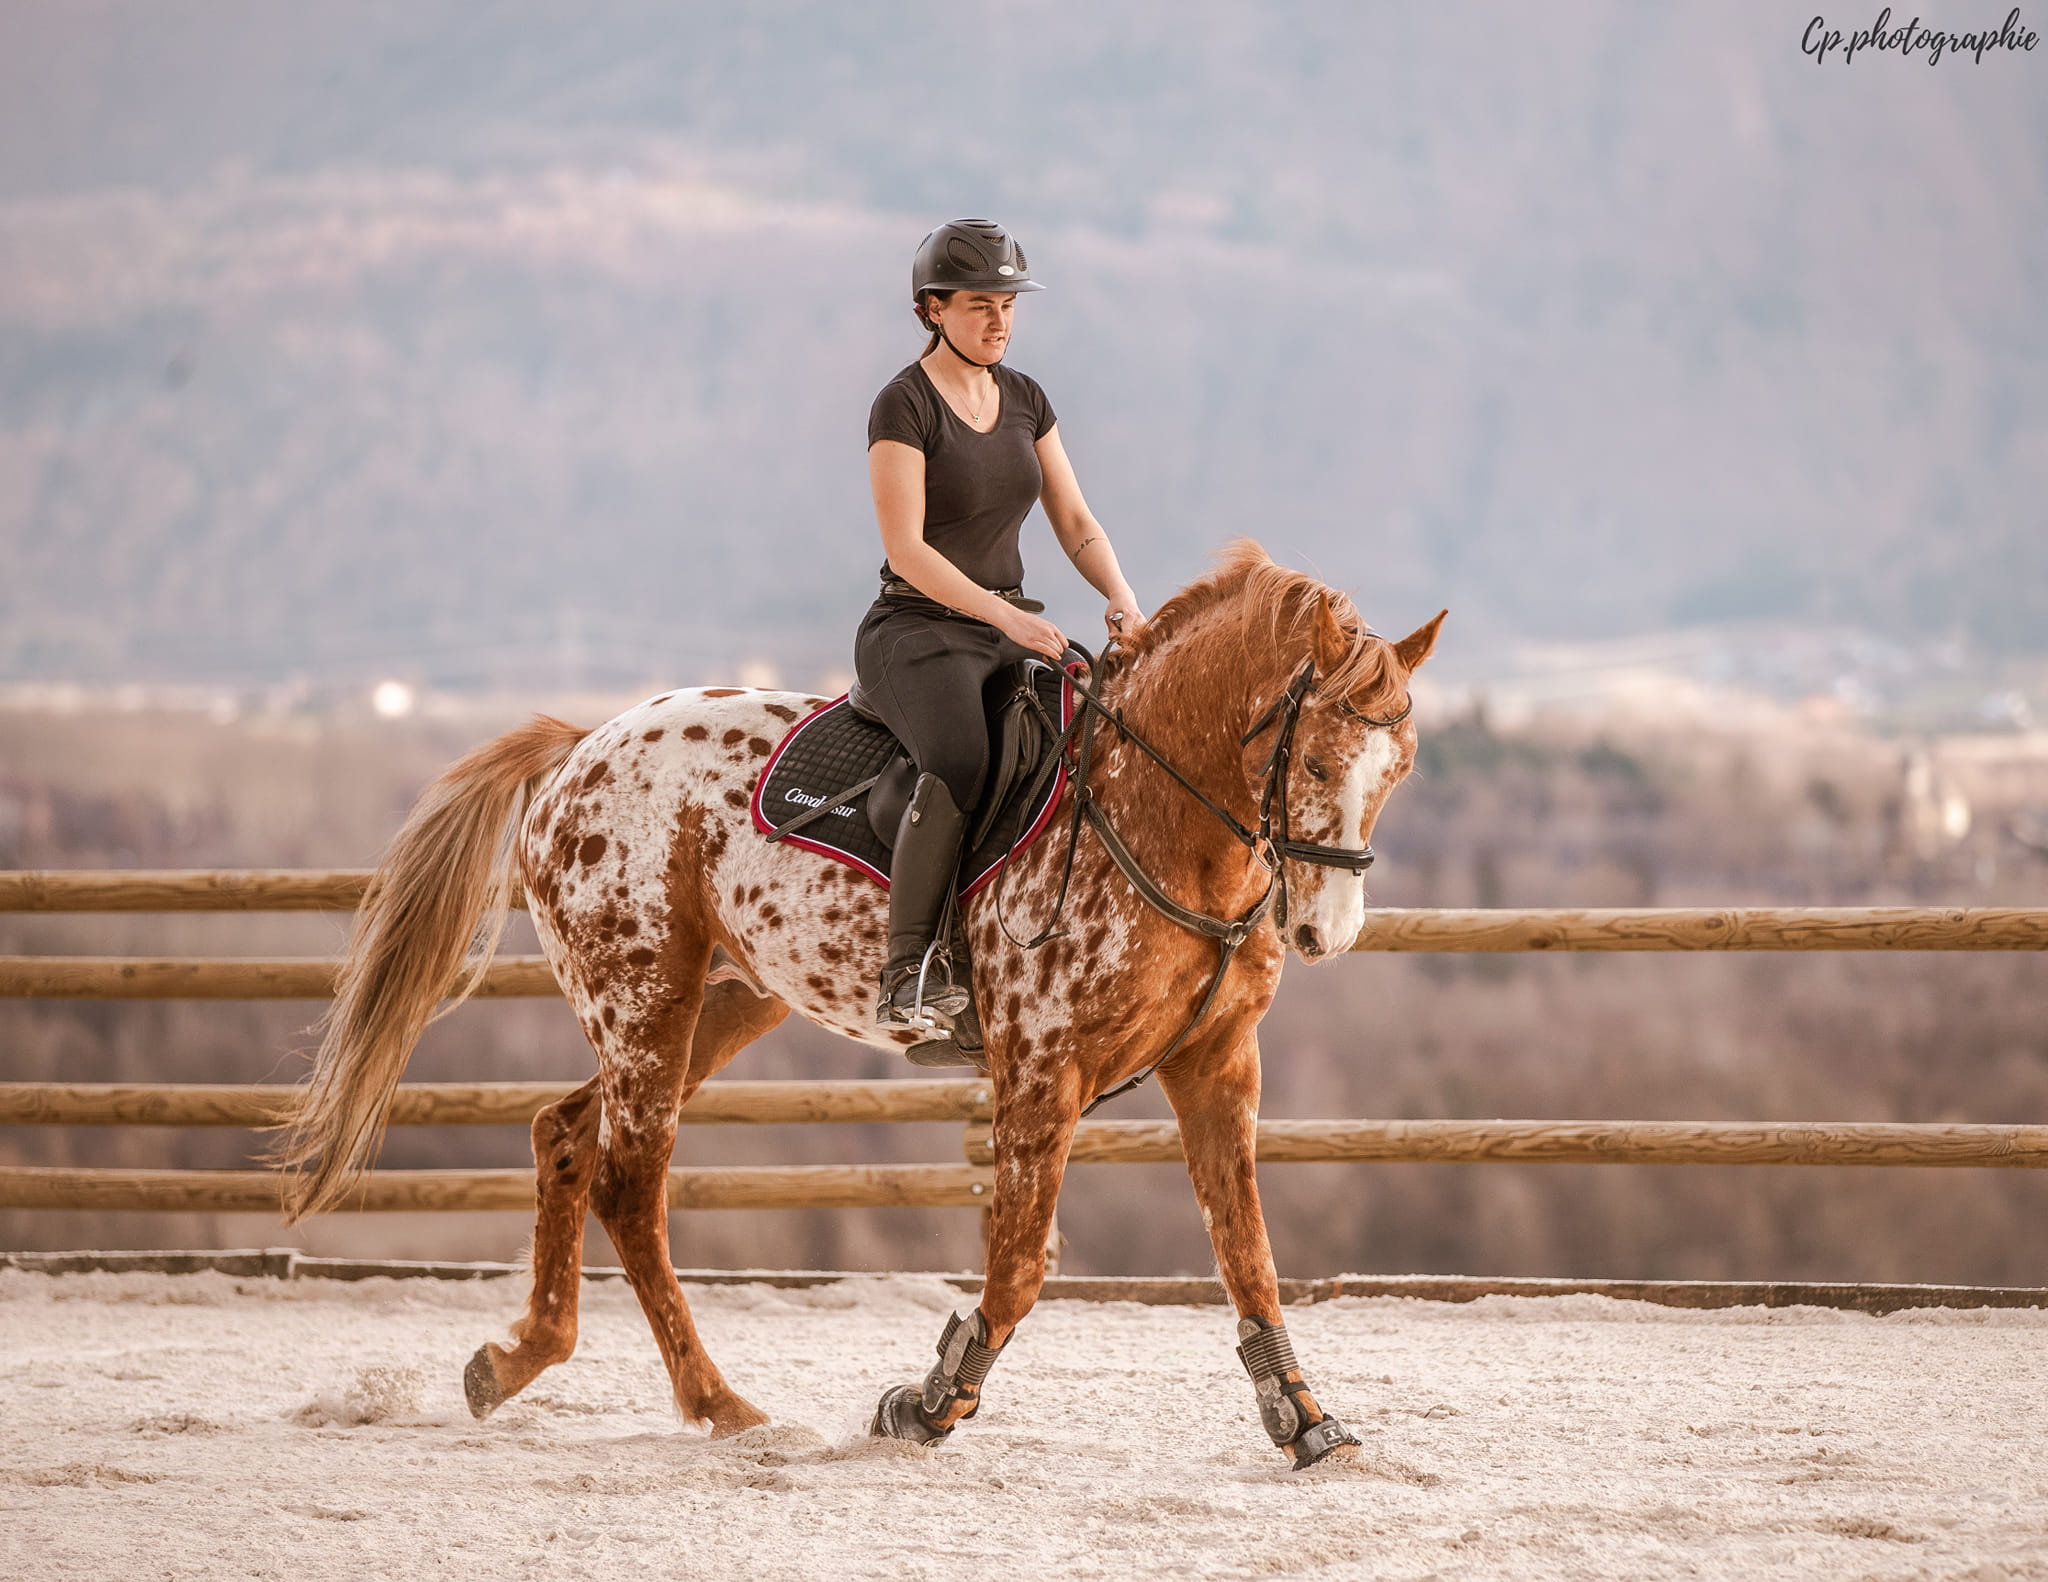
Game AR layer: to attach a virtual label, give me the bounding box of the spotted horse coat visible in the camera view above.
[273,539,1445,1465]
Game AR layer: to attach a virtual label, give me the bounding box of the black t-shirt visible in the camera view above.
[868,360,1057,591]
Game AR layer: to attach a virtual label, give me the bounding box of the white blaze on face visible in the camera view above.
[1298,728,1402,957]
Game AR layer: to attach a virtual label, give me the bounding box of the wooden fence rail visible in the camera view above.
[0,1163,992,1213]
[1,870,2043,1219]
[0,1080,991,1128]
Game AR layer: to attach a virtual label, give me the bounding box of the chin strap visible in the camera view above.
[1235,1315,1362,1468]
[936,323,1002,370]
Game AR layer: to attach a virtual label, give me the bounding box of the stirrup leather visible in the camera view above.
[1235,1315,1361,1468]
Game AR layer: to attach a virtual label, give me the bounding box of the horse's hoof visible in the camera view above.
[870,1383,949,1444]
[463,1345,507,1421]
[706,1395,771,1438]
[1287,1416,1364,1471]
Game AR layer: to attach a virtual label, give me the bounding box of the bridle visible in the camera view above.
[993,649,1409,1113]
[1244,657,1411,905]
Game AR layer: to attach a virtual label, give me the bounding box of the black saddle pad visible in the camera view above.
[748,664,1074,897]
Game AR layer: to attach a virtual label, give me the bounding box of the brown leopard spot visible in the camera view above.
[721,728,746,747]
[626,948,656,967]
[705,688,743,698]
[893,1030,920,1045]
[723,789,748,809]
[747,886,763,903]
[602,1006,616,1028]
[578,834,607,867]
[748,736,772,756]
[619,917,639,937]
[581,762,610,791]
[763,703,798,722]
[683,725,709,742]
[642,728,665,742]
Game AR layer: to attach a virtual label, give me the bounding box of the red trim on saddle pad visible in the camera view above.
[747,670,1077,896]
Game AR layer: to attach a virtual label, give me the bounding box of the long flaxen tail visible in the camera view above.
[272,715,590,1222]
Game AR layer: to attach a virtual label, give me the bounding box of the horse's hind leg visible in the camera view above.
[465,1076,602,1419]
[1160,1032,1363,1469]
[590,977,788,1435]
[464,979,788,1424]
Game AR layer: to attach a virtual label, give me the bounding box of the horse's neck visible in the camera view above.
[1088,613,1275,903]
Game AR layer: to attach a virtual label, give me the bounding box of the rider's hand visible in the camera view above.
[996,605,1068,661]
[1104,589,1146,642]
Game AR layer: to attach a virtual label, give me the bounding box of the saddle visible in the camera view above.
[748,660,1075,900]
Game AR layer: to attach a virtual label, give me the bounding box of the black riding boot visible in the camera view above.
[877,773,978,1040]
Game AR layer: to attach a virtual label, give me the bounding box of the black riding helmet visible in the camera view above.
[911,218,1044,325]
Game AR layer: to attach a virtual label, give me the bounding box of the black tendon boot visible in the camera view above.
[1236,1315,1363,1469]
[877,772,972,1032]
[871,1308,1008,1443]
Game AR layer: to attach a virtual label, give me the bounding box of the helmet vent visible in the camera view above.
[946,237,988,272]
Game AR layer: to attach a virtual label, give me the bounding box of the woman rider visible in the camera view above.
[858,218,1145,1040]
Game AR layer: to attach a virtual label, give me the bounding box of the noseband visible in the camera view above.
[993,648,1410,1113]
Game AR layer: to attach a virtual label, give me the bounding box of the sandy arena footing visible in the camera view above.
[3,1267,2046,1580]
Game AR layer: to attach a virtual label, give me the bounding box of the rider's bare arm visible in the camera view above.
[1035,426,1144,634]
[870,440,1067,658]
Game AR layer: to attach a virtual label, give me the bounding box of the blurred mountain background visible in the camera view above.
[2,0,2043,694]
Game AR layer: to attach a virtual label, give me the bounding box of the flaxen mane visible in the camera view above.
[1108,539,1405,710]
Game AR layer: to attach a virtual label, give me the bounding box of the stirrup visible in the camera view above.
[878,938,968,1030]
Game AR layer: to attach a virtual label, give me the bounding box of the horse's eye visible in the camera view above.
[1303,755,1329,782]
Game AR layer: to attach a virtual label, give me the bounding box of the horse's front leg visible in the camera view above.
[871,1064,1079,1444]
[1160,1033,1363,1470]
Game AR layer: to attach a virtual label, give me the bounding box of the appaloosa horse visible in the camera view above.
[277,539,1443,1468]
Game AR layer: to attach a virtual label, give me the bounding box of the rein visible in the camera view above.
[991,648,1408,1114]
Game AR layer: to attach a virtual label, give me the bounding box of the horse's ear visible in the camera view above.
[1393,610,1447,673]
[1311,592,1350,669]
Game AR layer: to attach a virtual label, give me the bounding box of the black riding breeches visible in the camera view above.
[853,595,1033,813]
